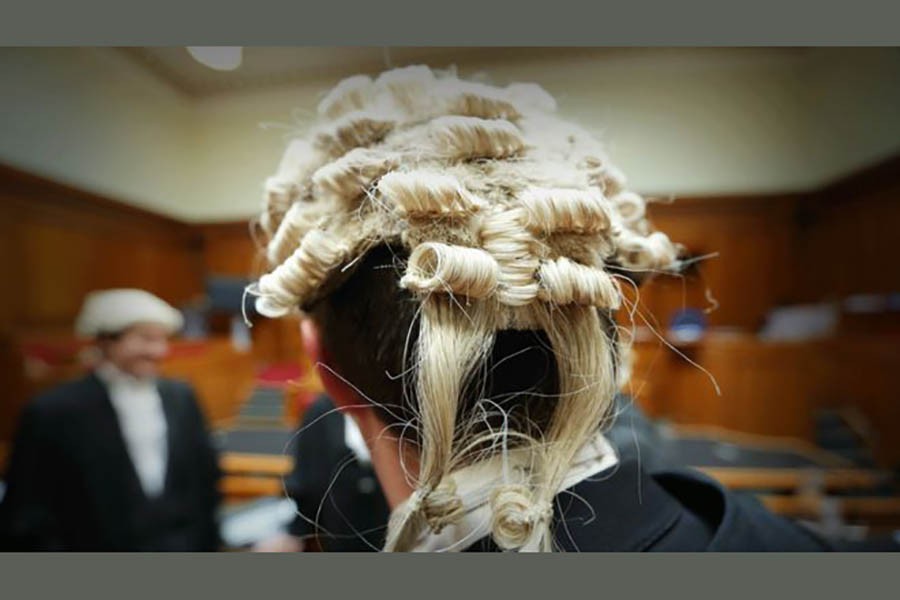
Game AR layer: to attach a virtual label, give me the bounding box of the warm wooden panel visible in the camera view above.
[221,453,293,477]
[641,195,798,331]
[628,332,820,440]
[220,475,284,500]
[0,163,203,332]
[159,338,257,426]
[628,331,900,467]
[697,467,886,492]
[760,495,900,527]
[198,222,264,279]
[629,156,900,333]
[791,157,900,301]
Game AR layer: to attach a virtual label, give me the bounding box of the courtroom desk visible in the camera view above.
[220,453,292,477]
[659,435,839,469]
[220,475,285,500]
[815,335,900,467]
[628,330,824,441]
[699,467,888,493]
[214,426,296,504]
[627,329,900,468]
[218,455,293,501]
[760,494,900,529]
[659,424,852,468]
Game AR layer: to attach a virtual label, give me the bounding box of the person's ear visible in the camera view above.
[300,318,367,417]
[300,318,322,365]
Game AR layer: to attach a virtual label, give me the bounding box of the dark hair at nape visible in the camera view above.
[308,244,562,451]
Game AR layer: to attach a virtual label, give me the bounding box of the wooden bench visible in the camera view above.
[220,475,285,501]
[697,467,887,492]
[218,452,294,504]
[760,495,900,528]
[220,453,292,477]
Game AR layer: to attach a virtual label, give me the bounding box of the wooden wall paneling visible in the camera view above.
[630,334,820,441]
[159,338,257,426]
[198,222,263,279]
[641,195,798,331]
[791,157,900,301]
[0,164,204,332]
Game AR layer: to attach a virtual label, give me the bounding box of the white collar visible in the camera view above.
[343,414,372,464]
[93,361,168,498]
[391,430,619,552]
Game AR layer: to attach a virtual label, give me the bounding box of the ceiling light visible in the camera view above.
[187,47,243,71]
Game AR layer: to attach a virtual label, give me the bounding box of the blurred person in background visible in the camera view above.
[0,289,221,551]
[253,394,390,552]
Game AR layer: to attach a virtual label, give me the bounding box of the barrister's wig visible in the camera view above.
[249,66,682,552]
[75,288,184,338]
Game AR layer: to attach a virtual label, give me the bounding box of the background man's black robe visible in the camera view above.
[285,395,390,551]
[0,373,221,551]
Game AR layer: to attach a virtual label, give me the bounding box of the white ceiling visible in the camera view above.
[12,46,890,221]
[118,47,808,98]
[120,47,556,96]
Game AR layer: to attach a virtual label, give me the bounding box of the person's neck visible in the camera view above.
[352,409,417,511]
[96,360,151,384]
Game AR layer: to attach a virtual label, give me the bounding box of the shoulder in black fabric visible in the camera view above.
[466,458,711,552]
[653,468,833,552]
[467,458,833,552]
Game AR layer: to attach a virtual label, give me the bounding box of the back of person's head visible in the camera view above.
[250,66,681,551]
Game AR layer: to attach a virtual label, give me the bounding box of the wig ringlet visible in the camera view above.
[250,65,682,552]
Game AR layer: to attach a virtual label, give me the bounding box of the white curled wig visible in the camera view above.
[249,65,682,552]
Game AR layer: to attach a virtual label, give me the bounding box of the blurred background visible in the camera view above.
[1,47,899,548]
